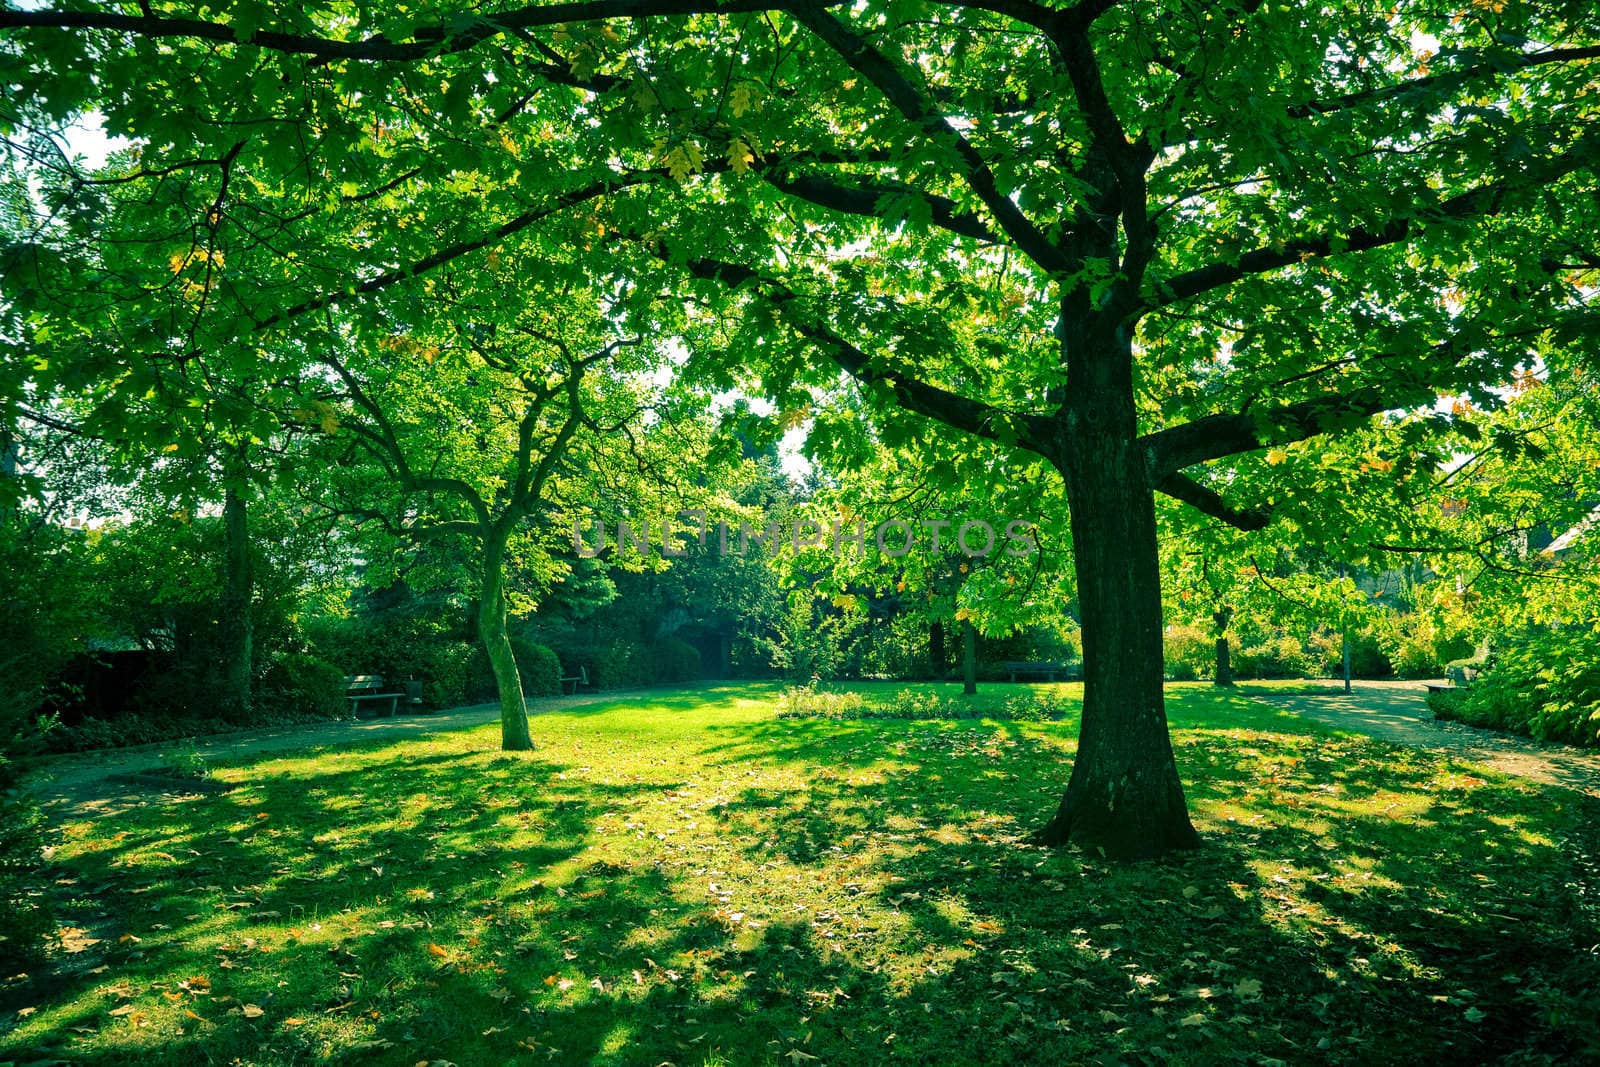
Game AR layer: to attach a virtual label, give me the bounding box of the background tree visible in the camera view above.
[283,260,678,750]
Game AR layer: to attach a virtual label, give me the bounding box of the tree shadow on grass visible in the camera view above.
[10,704,1600,1065]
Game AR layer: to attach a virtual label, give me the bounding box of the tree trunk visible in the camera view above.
[1036,335,1200,859]
[220,443,253,719]
[961,619,977,695]
[1212,608,1233,687]
[477,531,533,751]
[1340,564,1353,692]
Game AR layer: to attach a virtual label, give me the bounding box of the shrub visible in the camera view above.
[1163,624,1213,682]
[859,613,935,680]
[775,683,866,719]
[1346,630,1393,678]
[588,639,650,690]
[1233,634,1314,679]
[128,662,217,722]
[1426,686,1469,722]
[257,652,347,719]
[653,637,702,684]
[760,595,866,682]
[158,738,210,780]
[509,638,562,697]
[417,641,494,709]
[1437,625,1600,747]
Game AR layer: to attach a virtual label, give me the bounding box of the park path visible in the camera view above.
[1245,679,1600,798]
[24,691,623,821]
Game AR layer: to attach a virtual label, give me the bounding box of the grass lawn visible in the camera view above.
[6,682,1598,1065]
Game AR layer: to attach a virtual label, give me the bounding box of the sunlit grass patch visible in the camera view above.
[6,682,1598,1064]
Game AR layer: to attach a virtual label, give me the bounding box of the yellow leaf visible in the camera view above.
[242,1003,265,1018]
[427,943,451,959]
[1265,449,1288,466]
[729,82,757,117]
[727,138,755,176]
[662,142,704,182]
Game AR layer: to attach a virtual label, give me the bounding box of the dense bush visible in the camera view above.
[416,641,495,708]
[858,613,935,679]
[1345,630,1393,678]
[653,637,702,683]
[1382,612,1476,679]
[257,653,347,719]
[586,638,649,690]
[509,637,563,697]
[1430,625,1600,747]
[1233,633,1315,679]
[1163,624,1213,681]
[760,595,865,682]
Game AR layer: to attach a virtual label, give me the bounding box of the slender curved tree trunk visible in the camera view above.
[220,442,253,718]
[477,529,532,751]
[1037,333,1200,859]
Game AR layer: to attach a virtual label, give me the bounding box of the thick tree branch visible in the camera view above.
[0,2,845,61]
[1155,471,1272,531]
[1288,45,1600,120]
[256,173,649,331]
[1140,306,1600,475]
[764,172,999,243]
[1154,128,1600,307]
[318,349,494,527]
[0,0,1115,61]
[785,0,1073,274]
[683,256,1054,451]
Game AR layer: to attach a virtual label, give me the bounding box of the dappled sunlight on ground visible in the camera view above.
[5,683,1598,1064]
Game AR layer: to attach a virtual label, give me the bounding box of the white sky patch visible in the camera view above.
[779,425,811,480]
[60,113,131,169]
[1409,28,1441,56]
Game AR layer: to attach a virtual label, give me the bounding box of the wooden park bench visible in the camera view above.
[1003,660,1077,683]
[344,674,405,717]
[559,665,589,695]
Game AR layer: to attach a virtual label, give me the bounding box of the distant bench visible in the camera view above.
[344,674,405,716]
[1003,661,1078,683]
[560,665,590,695]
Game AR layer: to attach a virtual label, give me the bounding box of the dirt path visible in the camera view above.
[1245,679,1600,797]
[24,691,624,821]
